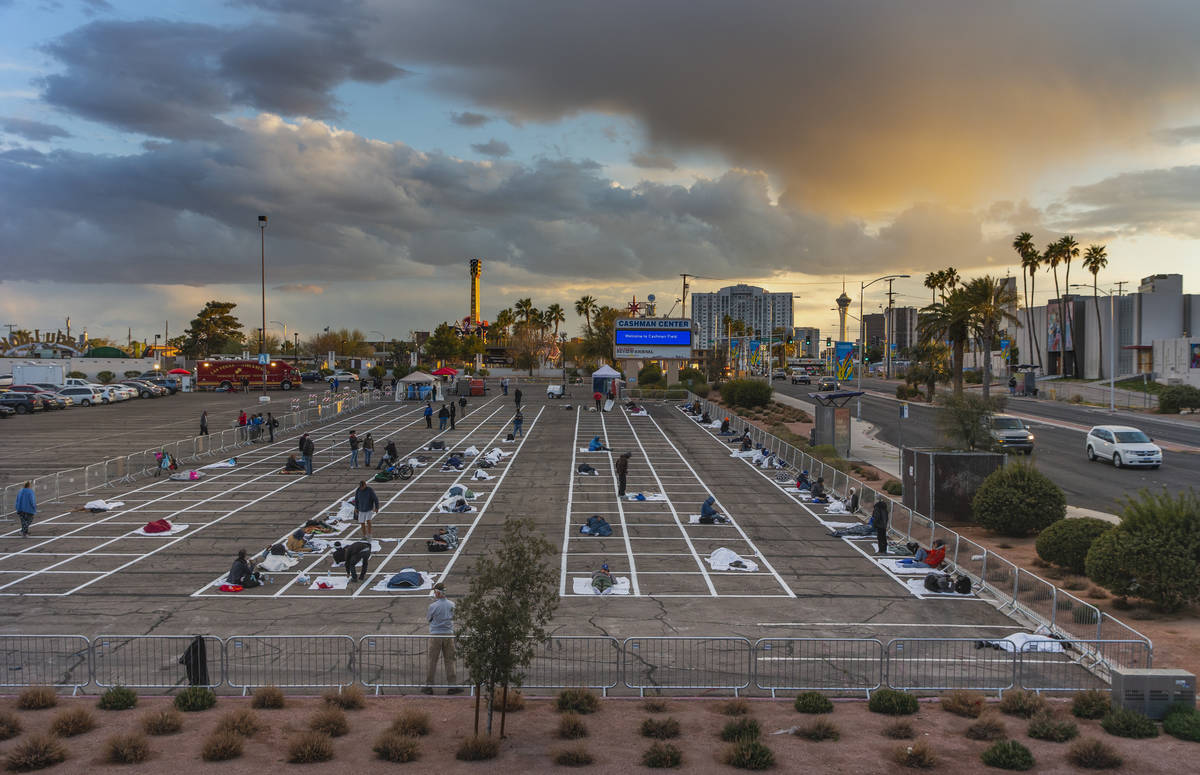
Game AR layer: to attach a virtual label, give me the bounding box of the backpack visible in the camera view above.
[428,440,445,450]
[506,433,515,441]
[269,543,286,556]
[427,540,449,552]
[924,573,952,593]
[954,575,972,595]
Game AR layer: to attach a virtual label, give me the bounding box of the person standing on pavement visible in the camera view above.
[873,498,890,555]
[354,480,379,539]
[438,404,450,430]
[449,401,456,430]
[300,433,315,475]
[501,377,508,396]
[593,390,603,411]
[15,481,36,537]
[615,452,631,496]
[199,410,208,436]
[266,412,275,442]
[514,387,522,409]
[458,395,468,417]
[512,408,524,438]
[362,433,374,468]
[424,402,433,428]
[348,430,360,468]
[424,583,461,694]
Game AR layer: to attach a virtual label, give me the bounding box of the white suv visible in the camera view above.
[1085,425,1163,469]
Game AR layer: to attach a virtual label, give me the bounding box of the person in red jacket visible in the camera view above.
[593,391,603,410]
[914,538,947,568]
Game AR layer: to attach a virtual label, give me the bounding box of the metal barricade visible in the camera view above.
[754,638,883,696]
[358,635,465,692]
[93,634,223,689]
[622,637,752,695]
[1098,613,1151,648]
[1017,640,1151,692]
[885,638,1015,693]
[56,468,86,501]
[0,635,91,690]
[225,635,357,690]
[1049,590,1103,643]
[1014,569,1058,628]
[524,636,622,694]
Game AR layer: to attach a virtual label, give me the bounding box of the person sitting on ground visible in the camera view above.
[285,528,316,553]
[912,538,947,568]
[795,470,812,490]
[283,455,305,472]
[843,487,860,514]
[377,440,399,470]
[587,435,609,451]
[690,400,701,415]
[699,411,712,424]
[626,400,641,413]
[809,477,829,502]
[739,434,754,452]
[699,495,728,524]
[719,417,731,434]
[331,540,372,582]
[227,549,263,587]
[442,454,464,471]
[591,562,615,593]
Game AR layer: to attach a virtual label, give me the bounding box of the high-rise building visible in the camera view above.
[793,327,820,358]
[691,284,794,350]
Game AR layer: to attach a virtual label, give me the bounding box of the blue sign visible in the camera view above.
[257,353,269,365]
[614,329,692,346]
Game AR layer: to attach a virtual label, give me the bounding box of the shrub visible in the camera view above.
[1027,711,1078,742]
[892,740,936,768]
[124,370,141,378]
[374,731,421,763]
[882,720,915,739]
[498,689,525,711]
[869,688,918,715]
[16,687,57,710]
[896,384,912,400]
[1085,490,1200,611]
[642,700,669,713]
[556,689,599,714]
[391,709,430,737]
[720,379,773,409]
[638,363,664,387]
[793,692,833,714]
[719,699,750,716]
[882,480,903,496]
[1162,706,1200,742]
[201,730,243,762]
[141,708,183,736]
[49,708,95,737]
[980,739,1034,770]
[641,717,680,739]
[719,717,760,743]
[322,685,365,710]
[310,707,349,737]
[251,686,285,709]
[96,371,115,384]
[721,740,774,770]
[693,383,710,399]
[998,689,1046,719]
[941,689,986,718]
[105,733,149,764]
[1071,690,1111,719]
[973,461,1066,536]
[1100,705,1158,738]
[966,713,1007,741]
[216,708,264,738]
[288,733,334,764]
[67,371,86,379]
[173,686,215,712]
[98,686,138,711]
[0,711,21,741]
[558,712,588,739]
[1158,384,1200,414]
[4,734,67,771]
[795,718,839,741]
[1066,738,1123,769]
[641,742,682,768]
[455,734,499,761]
[553,744,593,767]
[1036,518,1112,574]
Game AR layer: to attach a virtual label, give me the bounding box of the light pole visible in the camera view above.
[258,215,268,393]
[293,332,300,366]
[1072,283,1118,413]
[859,274,910,417]
[153,334,160,367]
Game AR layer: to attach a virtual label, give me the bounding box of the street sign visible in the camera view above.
[614,318,692,360]
[900,402,909,419]
[257,353,269,365]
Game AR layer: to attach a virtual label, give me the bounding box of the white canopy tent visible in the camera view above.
[396,371,441,401]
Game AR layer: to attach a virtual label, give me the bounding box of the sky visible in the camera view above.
[2,0,1200,346]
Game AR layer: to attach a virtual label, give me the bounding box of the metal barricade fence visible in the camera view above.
[885,638,1016,692]
[0,635,91,690]
[980,553,1019,609]
[1014,569,1058,629]
[754,638,883,696]
[1017,640,1151,692]
[93,635,223,689]
[225,635,357,690]
[1098,613,1150,647]
[622,637,752,695]
[523,636,622,694]
[358,635,466,691]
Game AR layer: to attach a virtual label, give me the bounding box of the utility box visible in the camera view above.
[1110,667,1195,720]
[812,405,852,458]
[901,448,1005,523]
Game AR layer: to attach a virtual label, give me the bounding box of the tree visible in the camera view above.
[545,303,566,338]
[581,305,627,366]
[425,322,461,364]
[1013,233,1043,370]
[180,301,244,358]
[919,286,973,395]
[306,328,372,362]
[963,275,1019,401]
[1083,244,1108,379]
[936,391,1005,451]
[906,340,949,401]
[575,295,598,335]
[456,518,558,736]
[514,298,537,325]
[1044,240,1065,375]
[973,460,1067,536]
[1058,235,1080,375]
[492,308,516,343]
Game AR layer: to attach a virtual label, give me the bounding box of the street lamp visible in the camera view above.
[270,320,286,350]
[258,215,268,393]
[153,334,160,367]
[859,274,910,415]
[1071,283,1118,412]
[293,332,300,366]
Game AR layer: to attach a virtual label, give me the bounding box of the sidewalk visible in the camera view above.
[772,393,899,477]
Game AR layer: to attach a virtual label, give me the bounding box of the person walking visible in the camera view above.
[501,377,508,396]
[514,387,522,409]
[423,583,461,694]
[354,480,379,539]
[199,410,208,436]
[438,404,449,430]
[348,430,360,468]
[458,395,468,417]
[593,390,603,411]
[449,401,456,430]
[15,481,36,537]
[615,451,631,496]
[512,408,524,438]
[424,402,433,428]
[266,412,275,442]
[362,433,374,468]
[873,498,890,556]
[300,433,315,475]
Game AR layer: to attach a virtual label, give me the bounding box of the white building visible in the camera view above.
[691,284,794,350]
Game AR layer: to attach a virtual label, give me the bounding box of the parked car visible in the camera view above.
[300,370,324,383]
[817,377,838,391]
[120,380,161,398]
[1085,425,1162,469]
[988,415,1034,454]
[136,374,180,394]
[326,370,359,383]
[0,405,14,418]
[57,386,106,407]
[46,392,76,408]
[791,373,812,385]
[0,392,42,414]
[35,392,71,409]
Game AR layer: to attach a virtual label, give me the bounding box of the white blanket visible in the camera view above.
[707,548,759,572]
[134,524,189,536]
[201,458,238,469]
[169,471,203,481]
[824,521,860,529]
[825,501,849,515]
[986,632,1065,653]
[334,502,355,521]
[905,578,974,598]
[310,538,383,553]
[308,576,350,590]
[625,493,667,501]
[689,514,732,525]
[604,399,614,412]
[489,448,510,459]
[579,447,609,453]
[572,577,631,595]
[708,420,723,428]
[84,499,124,511]
[629,410,649,417]
[879,558,936,575]
[259,554,299,572]
[472,469,493,481]
[370,572,435,592]
[463,445,480,456]
[731,450,758,459]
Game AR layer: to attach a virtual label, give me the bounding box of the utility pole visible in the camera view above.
[679,274,691,320]
[885,279,897,379]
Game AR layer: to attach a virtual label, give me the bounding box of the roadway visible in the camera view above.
[772,377,1200,515]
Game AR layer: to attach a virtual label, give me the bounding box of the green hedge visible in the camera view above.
[719,379,773,408]
[1035,518,1112,574]
[972,461,1066,537]
[1158,384,1200,414]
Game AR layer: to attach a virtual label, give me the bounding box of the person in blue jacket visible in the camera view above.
[15,481,36,537]
[587,436,609,451]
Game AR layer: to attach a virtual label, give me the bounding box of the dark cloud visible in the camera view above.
[1057,166,1200,238]
[1154,125,1200,145]
[79,0,112,14]
[0,116,71,141]
[470,138,510,157]
[630,152,676,171]
[450,111,490,127]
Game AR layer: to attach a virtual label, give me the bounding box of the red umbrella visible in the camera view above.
[167,368,192,375]
[431,367,458,376]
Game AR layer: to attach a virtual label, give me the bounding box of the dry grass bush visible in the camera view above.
[390,708,431,737]
[556,689,600,715]
[173,687,216,712]
[553,744,594,767]
[941,689,986,718]
[1027,710,1079,742]
[105,733,150,764]
[640,717,681,740]
[97,686,138,711]
[0,711,21,741]
[216,708,264,738]
[251,686,285,710]
[48,708,95,737]
[642,700,669,713]
[455,734,499,761]
[641,742,682,769]
[966,713,1008,741]
[498,689,525,711]
[373,730,421,763]
[793,692,833,714]
[1066,738,1123,769]
[558,713,588,740]
[795,718,839,741]
[721,740,775,770]
[4,734,67,771]
[719,717,761,743]
[288,733,334,764]
[1086,586,1109,600]
[200,730,243,762]
[998,689,1046,719]
[980,739,1035,770]
[322,685,365,710]
[309,707,349,737]
[15,687,57,711]
[141,708,183,736]
[719,699,750,716]
[882,720,915,739]
[892,740,937,769]
[1071,690,1112,720]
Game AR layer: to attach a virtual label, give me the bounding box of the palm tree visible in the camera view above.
[513,297,536,325]
[942,267,960,297]
[963,276,1020,400]
[1058,235,1080,375]
[575,295,598,334]
[924,270,943,305]
[493,308,516,342]
[546,303,566,338]
[1014,236,1043,371]
[919,287,974,396]
[1083,244,1109,379]
[1044,241,1064,375]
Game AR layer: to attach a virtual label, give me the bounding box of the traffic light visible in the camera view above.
[826,337,832,346]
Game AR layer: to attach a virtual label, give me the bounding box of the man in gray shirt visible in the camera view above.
[423,582,461,694]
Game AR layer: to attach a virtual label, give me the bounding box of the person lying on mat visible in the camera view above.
[227,549,264,587]
[809,477,829,502]
[285,528,316,553]
[795,470,812,490]
[830,514,875,537]
[699,496,729,524]
[625,400,641,412]
[283,455,305,472]
[331,540,372,582]
[591,562,615,593]
[587,436,609,451]
[700,412,712,424]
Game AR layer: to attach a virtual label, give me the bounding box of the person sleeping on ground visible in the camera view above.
[331,540,371,582]
[588,436,609,451]
[830,512,875,537]
[809,477,829,502]
[285,528,316,553]
[227,549,264,588]
[591,563,615,593]
[283,455,305,472]
[689,400,701,415]
[699,496,729,524]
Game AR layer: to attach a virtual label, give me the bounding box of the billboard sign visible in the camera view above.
[614,318,693,360]
[834,341,856,381]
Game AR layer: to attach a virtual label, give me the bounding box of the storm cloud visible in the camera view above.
[0,115,71,141]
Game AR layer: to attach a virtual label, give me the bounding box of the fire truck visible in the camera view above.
[195,359,302,391]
